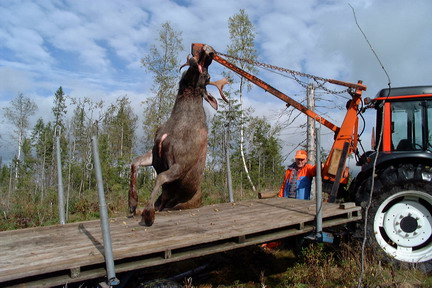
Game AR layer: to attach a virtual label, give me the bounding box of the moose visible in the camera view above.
[128,44,228,226]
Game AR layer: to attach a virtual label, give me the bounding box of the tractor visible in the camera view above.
[191,43,432,270]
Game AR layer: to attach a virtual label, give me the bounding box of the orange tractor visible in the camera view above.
[193,43,432,270]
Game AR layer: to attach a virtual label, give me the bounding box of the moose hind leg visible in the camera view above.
[141,164,183,226]
[128,151,152,216]
[173,189,202,210]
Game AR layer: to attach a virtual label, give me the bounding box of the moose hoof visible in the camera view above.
[140,207,155,226]
[127,206,137,218]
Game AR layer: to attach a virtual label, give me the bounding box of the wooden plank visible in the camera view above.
[0,198,361,287]
[340,202,356,209]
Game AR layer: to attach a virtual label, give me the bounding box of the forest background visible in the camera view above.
[1,0,431,229]
[0,11,290,229]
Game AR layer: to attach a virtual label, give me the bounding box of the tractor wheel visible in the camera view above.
[355,163,432,272]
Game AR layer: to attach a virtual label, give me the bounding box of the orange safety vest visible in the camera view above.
[278,163,316,199]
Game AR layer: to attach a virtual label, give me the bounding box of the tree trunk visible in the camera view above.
[15,130,23,181]
[225,126,234,202]
[239,79,256,192]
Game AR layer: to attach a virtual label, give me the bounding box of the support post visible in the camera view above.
[91,136,120,287]
[314,126,333,243]
[315,127,322,234]
[225,127,234,203]
[307,84,316,199]
[56,136,66,225]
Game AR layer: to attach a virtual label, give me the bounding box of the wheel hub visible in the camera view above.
[400,215,418,233]
[382,201,430,246]
[374,191,432,263]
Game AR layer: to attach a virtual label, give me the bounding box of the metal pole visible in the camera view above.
[315,127,322,234]
[307,84,316,199]
[91,136,120,286]
[225,127,234,203]
[310,125,334,243]
[56,136,66,225]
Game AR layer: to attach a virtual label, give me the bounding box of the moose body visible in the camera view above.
[129,45,227,226]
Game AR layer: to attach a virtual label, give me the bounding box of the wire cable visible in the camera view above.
[349,4,392,287]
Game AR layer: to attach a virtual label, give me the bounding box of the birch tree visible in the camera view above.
[140,22,184,151]
[226,9,258,192]
[3,93,37,182]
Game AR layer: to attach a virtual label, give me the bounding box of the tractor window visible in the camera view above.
[391,101,425,151]
[428,104,432,149]
[391,107,408,149]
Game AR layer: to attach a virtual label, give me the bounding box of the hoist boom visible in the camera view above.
[192,43,367,189]
[213,53,340,133]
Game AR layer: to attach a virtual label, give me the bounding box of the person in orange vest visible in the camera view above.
[278,150,316,200]
[262,150,317,251]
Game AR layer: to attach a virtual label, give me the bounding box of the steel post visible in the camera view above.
[56,136,66,225]
[91,136,120,286]
[315,127,323,234]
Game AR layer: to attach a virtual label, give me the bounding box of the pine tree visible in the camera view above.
[247,117,284,191]
[52,87,67,131]
[31,118,55,198]
[101,96,138,189]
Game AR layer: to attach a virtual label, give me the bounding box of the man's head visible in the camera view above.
[294,150,308,168]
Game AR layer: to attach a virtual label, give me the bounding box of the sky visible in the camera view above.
[1,0,431,165]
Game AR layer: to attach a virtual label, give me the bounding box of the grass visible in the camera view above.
[119,238,431,288]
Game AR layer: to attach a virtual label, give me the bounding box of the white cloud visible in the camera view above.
[0,67,35,97]
[0,0,431,163]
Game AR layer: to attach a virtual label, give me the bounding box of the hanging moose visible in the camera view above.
[128,44,228,226]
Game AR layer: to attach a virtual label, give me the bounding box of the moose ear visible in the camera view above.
[204,92,218,110]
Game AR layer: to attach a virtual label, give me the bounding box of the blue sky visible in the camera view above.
[1,0,432,163]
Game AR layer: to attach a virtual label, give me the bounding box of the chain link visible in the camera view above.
[215,51,349,95]
[85,121,99,171]
[85,137,93,171]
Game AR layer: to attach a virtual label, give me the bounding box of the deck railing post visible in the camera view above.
[312,125,334,243]
[91,135,120,286]
[315,127,323,234]
[56,135,66,225]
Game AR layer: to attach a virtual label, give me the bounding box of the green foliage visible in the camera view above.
[0,20,286,230]
[3,93,38,137]
[208,96,285,198]
[52,86,67,131]
[227,9,258,90]
[267,241,431,288]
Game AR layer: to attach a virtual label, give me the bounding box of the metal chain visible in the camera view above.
[54,125,62,138]
[85,121,99,171]
[215,51,349,95]
[85,137,93,171]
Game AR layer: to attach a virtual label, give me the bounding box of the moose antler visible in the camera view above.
[208,78,229,103]
[179,55,191,72]
[179,54,203,73]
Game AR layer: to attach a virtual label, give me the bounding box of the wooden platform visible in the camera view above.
[0,198,361,287]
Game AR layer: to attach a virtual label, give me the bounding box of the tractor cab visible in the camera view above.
[372,86,432,153]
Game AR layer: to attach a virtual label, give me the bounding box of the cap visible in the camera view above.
[295,150,308,159]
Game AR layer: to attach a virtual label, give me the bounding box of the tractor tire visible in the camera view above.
[355,163,432,272]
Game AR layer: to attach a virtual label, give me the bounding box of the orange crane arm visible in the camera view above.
[193,43,368,187]
[212,54,340,134]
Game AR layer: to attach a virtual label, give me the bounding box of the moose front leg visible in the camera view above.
[141,164,183,226]
[128,151,152,217]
